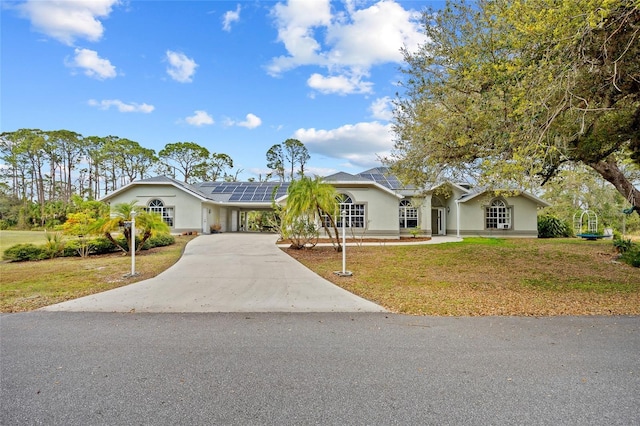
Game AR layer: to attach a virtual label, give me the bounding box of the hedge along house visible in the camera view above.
[100,167,550,238]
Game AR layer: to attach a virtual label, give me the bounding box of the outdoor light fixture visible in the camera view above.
[334,210,352,277]
[127,210,139,277]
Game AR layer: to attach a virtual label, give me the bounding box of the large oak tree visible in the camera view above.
[389,0,640,215]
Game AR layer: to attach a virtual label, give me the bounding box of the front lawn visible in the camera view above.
[285,238,640,316]
[0,235,196,312]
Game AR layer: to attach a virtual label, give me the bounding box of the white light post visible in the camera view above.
[130,210,137,276]
[334,209,352,277]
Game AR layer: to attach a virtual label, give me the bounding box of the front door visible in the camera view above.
[431,208,446,235]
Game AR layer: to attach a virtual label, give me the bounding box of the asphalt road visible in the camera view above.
[2,312,638,425]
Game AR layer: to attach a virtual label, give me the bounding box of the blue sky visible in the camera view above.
[1,0,442,181]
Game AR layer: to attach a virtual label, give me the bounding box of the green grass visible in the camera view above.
[286,238,640,316]
[0,230,57,252]
[0,235,196,312]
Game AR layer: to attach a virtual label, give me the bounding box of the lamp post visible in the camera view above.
[130,210,137,276]
[334,210,352,277]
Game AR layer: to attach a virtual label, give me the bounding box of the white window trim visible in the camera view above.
[399,199,418,229]
[485,198,512,230]
[147,199,175,228]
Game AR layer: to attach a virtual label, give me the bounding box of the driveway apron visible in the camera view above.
[42,233,386,313]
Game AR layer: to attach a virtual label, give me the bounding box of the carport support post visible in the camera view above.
[130,210,137,276]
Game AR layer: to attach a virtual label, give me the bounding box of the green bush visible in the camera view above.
[3,243,47,262]
[538,215,571,238]
[0,219,11,230]
[60,237,118,257]
[613,237,633,253]
[620,246,640,268]
[141,233,175,249]
[91,237,118,255]
[62,240,80,257]
[43,232,65,259]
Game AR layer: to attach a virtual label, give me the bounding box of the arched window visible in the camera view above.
[485,199,511,230]
[147,199,174,227]
[399,199,418,228]
[324,193,366,228]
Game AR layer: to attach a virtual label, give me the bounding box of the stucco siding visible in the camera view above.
[458,195,541,236]
[334,186,400,235]
[105,184,203,232]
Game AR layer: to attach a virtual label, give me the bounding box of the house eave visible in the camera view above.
[100,179,209,203]
[458,189,551,207]
[329,180,404,199]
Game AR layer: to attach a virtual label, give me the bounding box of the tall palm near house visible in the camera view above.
[97,201,170,255]
[285,177,342,252]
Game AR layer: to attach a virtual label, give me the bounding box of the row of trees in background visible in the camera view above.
[0,129,310,229]
[0,128,313,228]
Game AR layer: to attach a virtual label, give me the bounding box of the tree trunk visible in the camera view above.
[589,158,640,217]
[104,232,127,253]
[316,206,342,252]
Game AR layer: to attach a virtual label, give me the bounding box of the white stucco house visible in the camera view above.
[101,167,550,238]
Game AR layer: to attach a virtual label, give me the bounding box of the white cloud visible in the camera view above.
[226,113,262,129]
[325,1,424,67]
[88,99,154,113]
[222,4,241,32]
[293,121,393,168]
[166,50,198,83]
[17,0,120,45]
[268,0,425,95]
[369,96,394,121]
[185,110,214,126]
[238,113,262,129]
[67,48,116,79]
[307,72,373,95]
[267,0,332,75]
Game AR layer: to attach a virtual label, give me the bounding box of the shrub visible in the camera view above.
[60,237,118,257]
[141,233,175,250]
[62,240,80,257]
[285,218,319,249]
[538,215,571,238]
[620,246,640,268]
[43,232,65,259]
[613,237,633,253]
[3,244,47,262]
[409,227,422,238]
[90,237,118,255]
[0,219,11,230]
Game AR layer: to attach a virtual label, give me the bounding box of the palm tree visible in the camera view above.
[96,201,170,255]
[284,176,342,251]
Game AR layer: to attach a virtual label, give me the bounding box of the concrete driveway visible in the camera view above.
[42,233,386,313]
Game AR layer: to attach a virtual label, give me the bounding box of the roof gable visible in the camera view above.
[458,189,551,207]
[324,172,370,182]
[100,176,209,202]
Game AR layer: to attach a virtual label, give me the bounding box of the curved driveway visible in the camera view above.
[42,233,386,313]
